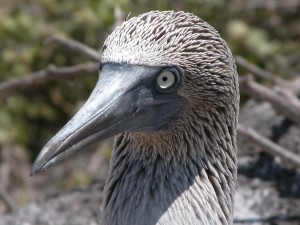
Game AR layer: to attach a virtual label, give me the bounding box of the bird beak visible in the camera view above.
[31,63,186,175]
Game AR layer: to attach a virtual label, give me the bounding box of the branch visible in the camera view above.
[289,76,300,96]
[235,55,288,86]
[235,55,300,96]
[45,36,99,61]
[239,76,300,125]
[0,62,98,95]
[238,124,300,170]
[234,214,300,224]
[114,4,125,27]
[0,186,18,212]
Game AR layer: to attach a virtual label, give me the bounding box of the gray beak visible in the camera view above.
[31,63,186,175]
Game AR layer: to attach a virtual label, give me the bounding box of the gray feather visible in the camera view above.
[100,11,239,225]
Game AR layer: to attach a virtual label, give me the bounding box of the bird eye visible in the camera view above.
[156,70,176,90]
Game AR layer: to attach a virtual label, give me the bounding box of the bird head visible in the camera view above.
[31,11,238,175]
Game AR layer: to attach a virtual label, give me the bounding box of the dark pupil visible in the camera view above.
[162,76,168,82]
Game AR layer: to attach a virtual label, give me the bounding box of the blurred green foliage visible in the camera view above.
[0,0,299,160]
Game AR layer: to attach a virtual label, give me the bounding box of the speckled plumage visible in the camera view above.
[100,11,239,225]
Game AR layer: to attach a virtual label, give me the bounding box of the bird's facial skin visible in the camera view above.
[31,63,187,175]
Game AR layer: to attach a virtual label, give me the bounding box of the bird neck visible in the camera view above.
[101,116,237,225]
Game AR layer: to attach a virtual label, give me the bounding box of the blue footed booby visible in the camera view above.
[32,11,239,225]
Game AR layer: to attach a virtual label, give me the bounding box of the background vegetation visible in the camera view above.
[1,0,299,158]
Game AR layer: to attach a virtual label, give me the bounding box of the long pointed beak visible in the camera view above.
[31,63,186,176]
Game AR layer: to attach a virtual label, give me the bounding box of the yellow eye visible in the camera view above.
[156,71,176,89]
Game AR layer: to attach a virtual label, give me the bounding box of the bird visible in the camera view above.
[31,11,239,225]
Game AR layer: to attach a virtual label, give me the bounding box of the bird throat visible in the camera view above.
[101,127,237,225]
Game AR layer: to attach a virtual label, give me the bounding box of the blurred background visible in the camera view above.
[0,0,300,224]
